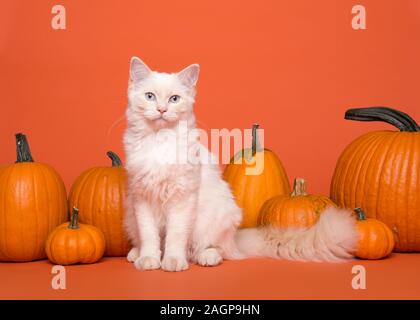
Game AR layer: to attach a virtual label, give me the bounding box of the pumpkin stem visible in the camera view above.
[345,107,420,132]
[291,178,308,196]
[355,207,367,221]
[107,151,122,167]
[15,133,34,163]
[251,123,262,155]
[69,207,80,229]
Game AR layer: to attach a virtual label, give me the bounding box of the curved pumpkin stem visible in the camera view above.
[291,178,308,196]
[69,207,80,229]
[355,207,367,221]
[107,151,123,167]
[251,124,263,155]
[345,107,420,132]
[15,133,34,163]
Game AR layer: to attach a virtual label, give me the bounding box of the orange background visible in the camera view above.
[1,255,420,300]
[1,0,420,194]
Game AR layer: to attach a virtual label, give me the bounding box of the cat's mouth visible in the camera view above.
[155,117,168,122]
[147,114,176,127]
[158,113,178,121]
[146,113,167,121]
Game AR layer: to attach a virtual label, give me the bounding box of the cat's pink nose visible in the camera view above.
[157,106,167,114]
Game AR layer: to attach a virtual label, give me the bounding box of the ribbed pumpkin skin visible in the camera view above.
[331,131,420,252]
[259,179,335,228]
[0,163,67,262]
[356,216,395,259]
[223,149,290,228]
[259,195,335,228]
[69,157,130,257]
[45,221,105,265]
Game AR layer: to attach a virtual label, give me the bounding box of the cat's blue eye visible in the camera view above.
[145,92,155,101]
[169,95,180,103]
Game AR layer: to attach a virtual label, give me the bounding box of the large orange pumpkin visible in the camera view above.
[259,178,335,228]
[69,151,130,256]
[331,107,420,252]
[354,208,395,260]
[0,133,67,262]
[223,124,290,228]
[45,207,105,265]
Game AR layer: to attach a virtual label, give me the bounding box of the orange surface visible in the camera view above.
[0,254,419,300]
[1,0,420,194]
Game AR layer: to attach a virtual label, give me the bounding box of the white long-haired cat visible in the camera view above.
[123,57,358,272]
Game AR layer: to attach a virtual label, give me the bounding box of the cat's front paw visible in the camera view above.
[134,256,161,271]
[127,247,140,263]
[197,248,223,267]
[161,255,189,272]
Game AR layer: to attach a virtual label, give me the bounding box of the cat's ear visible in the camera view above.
[130,57,151,82]
[177,64,200,87]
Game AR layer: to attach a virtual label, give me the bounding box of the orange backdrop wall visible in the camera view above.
[1,0,419,195]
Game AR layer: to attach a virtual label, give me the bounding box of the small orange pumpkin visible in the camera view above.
[258,178,336,228]
[354,208,395,260]
[45,207,105,265]
[69,151,130,256]
[223,124,290,228]
[0,133,67,262]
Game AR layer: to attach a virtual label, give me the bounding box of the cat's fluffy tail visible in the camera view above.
[232,207,358,262]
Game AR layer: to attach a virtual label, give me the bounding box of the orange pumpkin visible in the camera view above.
[0,133,67,262]
[223,124,290,228]
[45,207,105,265]
[69,151,130,256]
[331,107,420,252]
[354,208,395,259]
[259,178,335,228]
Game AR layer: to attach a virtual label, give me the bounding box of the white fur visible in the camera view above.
[123,57,357,272]
[235,207,358,262]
